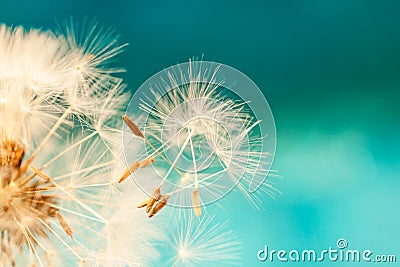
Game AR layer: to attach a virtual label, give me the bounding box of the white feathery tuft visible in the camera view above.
[0,21,163,266]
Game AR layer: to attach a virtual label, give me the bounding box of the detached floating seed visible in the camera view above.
[148,195,170,218]
[146,186,161,213]
[137,186,170,218]
[118,162,140,183]
[137,198,151,209]
[192,189,202,217]
[122,115,144,138]
[119,115,155,184]
[139,157,154,168]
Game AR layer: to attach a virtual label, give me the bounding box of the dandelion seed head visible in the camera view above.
[0,21,163,266]
[123,59,276,212]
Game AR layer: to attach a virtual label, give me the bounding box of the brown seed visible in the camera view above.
[146,186,161,213]
[122,115,145,138]
[118,162,140,183]
[148,195,170,218]
[192,189,202,217]
[137,198,151,209]
[56,212,73,240]
[29,165,51,182]
[139,157,154,168]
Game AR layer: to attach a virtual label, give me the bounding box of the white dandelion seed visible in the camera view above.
[0,21,162,266]
[122,59,277,217]
[162,210,241,266]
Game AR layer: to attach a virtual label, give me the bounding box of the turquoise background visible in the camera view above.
[2,1,399,265]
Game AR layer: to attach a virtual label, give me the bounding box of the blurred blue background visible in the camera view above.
[1,0,399,265]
